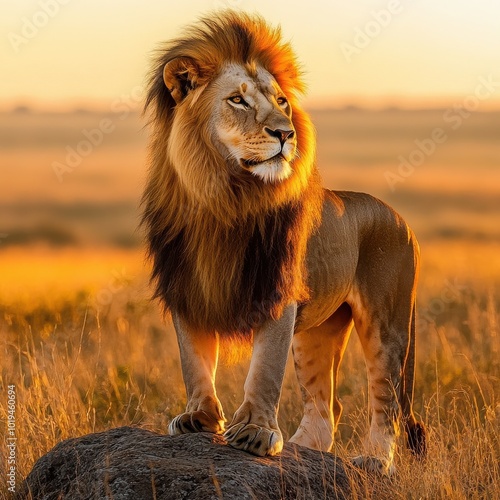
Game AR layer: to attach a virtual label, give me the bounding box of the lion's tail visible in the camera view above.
[400,301,426,457]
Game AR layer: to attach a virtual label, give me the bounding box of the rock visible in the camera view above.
[17,426,351,499]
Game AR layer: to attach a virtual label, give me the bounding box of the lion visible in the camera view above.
[141,11,426,474]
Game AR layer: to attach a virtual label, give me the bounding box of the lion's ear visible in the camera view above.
[163,57,200,104]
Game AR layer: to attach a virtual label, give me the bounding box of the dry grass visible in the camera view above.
[0,243,499,499]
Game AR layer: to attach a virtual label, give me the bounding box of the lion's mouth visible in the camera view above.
[241,153,285,168]
[240,153,293,183]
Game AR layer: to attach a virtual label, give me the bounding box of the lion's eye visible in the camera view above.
[277,96,288,108]
[228,95,249,108]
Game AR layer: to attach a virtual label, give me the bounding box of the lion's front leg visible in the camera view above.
[169,314,225,435]
[224,303,296,457]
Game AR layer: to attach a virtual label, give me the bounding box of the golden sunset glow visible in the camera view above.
[1,0,500,110]
[1,3,499,497]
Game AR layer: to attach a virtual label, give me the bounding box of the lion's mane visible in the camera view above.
[141,11,324,334]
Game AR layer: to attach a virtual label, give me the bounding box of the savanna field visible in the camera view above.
[0,108,499,498]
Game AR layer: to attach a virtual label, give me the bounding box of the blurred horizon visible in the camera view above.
[4,102,500,114]
[1,106,499,252]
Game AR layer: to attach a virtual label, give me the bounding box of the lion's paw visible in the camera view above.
[352,455,395,476]
[224,422,283,456]
[168,410,225,435]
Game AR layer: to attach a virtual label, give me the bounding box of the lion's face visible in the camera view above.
[163,57,300,187]
[209,64,297,183]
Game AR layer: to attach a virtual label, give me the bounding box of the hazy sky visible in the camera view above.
[2,0,500,110]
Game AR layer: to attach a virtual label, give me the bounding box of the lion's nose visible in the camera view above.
[264,127,295,145]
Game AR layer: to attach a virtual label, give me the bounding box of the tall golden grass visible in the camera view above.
[0,242,498,498]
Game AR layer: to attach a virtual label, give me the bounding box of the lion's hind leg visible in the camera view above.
[348,284,422,474]
[169,314,225,436]
[290,303,354,451]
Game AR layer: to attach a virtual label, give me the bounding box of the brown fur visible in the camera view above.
[141,11,324,334]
